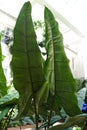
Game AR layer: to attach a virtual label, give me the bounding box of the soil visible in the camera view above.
[7,125,35,130]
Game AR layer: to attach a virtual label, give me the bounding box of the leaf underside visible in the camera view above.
[44,7,81,116]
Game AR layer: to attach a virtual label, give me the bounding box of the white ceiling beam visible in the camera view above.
[31,0,37,6]
[35,0,84,37]
[33,0,45,6]
[0,8,16,21]
[0,0,85,38]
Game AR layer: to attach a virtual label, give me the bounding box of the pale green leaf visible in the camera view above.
[0,41,7,97]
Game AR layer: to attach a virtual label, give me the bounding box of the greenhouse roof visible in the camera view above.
[0,0,87,50]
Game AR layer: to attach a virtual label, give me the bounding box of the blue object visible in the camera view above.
[82,101,87,112]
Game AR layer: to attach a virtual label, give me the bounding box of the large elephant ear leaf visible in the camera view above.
[44,7,81,116]
[0,39,7,97]
[12,2,45,118]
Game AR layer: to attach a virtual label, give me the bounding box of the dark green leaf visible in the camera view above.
[48,114,87,130]
[12,1,45,118]
[0,106,10,121]
[44,7,81,116]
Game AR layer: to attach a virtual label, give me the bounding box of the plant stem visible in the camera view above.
[47,110,52,128]
[33,96,38,130]
[82,121,87,130]
[47,95,56,128]
[3,107,14,130]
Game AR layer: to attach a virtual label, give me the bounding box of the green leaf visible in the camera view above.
[44,7,81,116]
[36,82,49,107]
[48,114,87,130]
[0,41,7,97]
[0,106,10,121]
[12,2,45,118]
[0,90,19,106]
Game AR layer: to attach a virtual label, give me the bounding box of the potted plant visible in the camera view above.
[0,1,87,130]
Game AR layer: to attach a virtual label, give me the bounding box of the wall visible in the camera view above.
[65,38,87,81]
